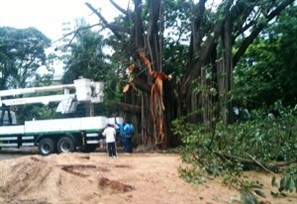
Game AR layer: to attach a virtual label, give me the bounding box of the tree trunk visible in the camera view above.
[86,0,295,148]
[216,16,233,124]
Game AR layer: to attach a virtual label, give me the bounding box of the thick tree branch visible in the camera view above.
[222,153,297,172]
[229,0,253,21]
[269,159,297,169]
[52,23,100,45]
[191,23,222,77]
[110,0,129,16]
[228,0,258,45]
[107,101,141,114]
[247,153,274,173]
[191,0,207,53]
[147,0,161,71]
[233,0,294,66]
[134,0,144,49]
[193,0,207,29]
[191,0,233,76]
[85,2,122,39]
[234,9,262,38]
[131,77,151,93]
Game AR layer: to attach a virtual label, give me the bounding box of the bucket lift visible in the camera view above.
[0,78,104,125]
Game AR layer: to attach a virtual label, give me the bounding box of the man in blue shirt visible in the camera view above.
[115,118,127,152]
[115,117,134,153]
[123,123,134,153]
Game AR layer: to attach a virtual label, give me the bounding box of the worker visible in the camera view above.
[102,123,117,158]
[115,117,127,152]
[123,122,134,153]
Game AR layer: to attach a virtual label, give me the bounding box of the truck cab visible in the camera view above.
[0,109,17,126]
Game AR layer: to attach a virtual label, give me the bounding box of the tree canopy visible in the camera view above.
[234,5,297,110]
[81,0,295,147]
[0,26,51,89]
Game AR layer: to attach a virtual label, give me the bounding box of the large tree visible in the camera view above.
[185,0,295,124]
[0,27,51,89]
[84,0,294,148]
[62,24,113,117]
[63,28,108,83]
[234,5,297,109]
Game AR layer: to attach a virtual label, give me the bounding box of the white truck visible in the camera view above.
[0,78,118,155]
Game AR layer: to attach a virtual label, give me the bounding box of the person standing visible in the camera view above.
[115,117,127,152]
[123,122,134,153]
[102,123,117,157]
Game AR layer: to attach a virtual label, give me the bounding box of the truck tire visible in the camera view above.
[38,138,55,155]
[57,137,75,153]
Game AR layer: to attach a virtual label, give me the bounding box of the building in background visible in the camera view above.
[51,18,87,81]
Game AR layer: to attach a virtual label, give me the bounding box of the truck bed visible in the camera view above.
[0,116,107,136]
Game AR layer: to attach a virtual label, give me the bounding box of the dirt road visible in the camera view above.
[0,152,296,204]
[0,148,38,161]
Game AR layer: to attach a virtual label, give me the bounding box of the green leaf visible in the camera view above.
[271,176,278,187]
[254,190,266,198]
[241,191,259,204]
[279,177,287,192]
[287,177,295,192]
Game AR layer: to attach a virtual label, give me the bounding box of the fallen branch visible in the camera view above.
[221,153,297,172]
[246,153,274,174]
[269,159,297,169]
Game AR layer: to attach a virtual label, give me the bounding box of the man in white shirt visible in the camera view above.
[102,123,117,157]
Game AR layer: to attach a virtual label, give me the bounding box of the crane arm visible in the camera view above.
[0,84,75,97]
[1,94,76,106]
[0,78,104,107]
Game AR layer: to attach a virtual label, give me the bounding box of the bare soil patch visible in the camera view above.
[0,152,296,204]
[99,177,135,193]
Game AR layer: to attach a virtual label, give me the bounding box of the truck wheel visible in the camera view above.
[38,138,55,155]
[57,137,75,153]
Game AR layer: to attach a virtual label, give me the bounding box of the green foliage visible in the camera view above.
[63,28,108,83]
[22,104,58,121]
[0,27,55,122]
[240,191,260,204]
[62,25,125,116]
[234,5,297,109]
[0,26,51,89]
[173,102,297,202]
[271,168,297,197]
[163,0,191,75]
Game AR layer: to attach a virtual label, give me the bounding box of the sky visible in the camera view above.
[0,0,130,78]
[0,0,130,41]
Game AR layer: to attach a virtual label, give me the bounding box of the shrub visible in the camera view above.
[173,102,297,202]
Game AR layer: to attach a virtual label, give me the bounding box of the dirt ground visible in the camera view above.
[0,151,296,204]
